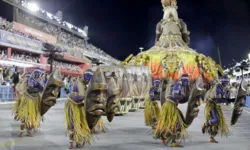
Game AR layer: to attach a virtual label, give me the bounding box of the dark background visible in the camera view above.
[1,0,250,67]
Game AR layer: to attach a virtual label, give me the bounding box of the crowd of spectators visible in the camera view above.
[20,9,116,59]
[0,17,41,41]
[0,17,13,32]
[11,53,40,63]
[1,0,120,64]
[0,50,8,59]
[54,61,81,72]
[0,15,118,64]
[17,11,114,60]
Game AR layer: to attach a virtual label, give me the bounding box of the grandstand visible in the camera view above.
[0,0,120,75]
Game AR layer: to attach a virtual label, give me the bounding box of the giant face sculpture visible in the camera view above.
[102,67,120,122]
[185,75,205,127]
[40,70,63,116]
[231,78,247,125]
[106,77,120,122]
[85,68,108,129]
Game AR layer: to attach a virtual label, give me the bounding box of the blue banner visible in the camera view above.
[0,29,43,52]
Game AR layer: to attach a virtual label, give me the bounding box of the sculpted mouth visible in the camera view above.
[88,104,105,115]
[44,97,57,106]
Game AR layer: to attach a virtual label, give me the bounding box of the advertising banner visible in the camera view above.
[0,29,43,52]
[13,22,57,44]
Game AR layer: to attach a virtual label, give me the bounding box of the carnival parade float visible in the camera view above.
[120,0,247,147]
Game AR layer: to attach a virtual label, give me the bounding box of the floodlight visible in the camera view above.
[27,2,39,12]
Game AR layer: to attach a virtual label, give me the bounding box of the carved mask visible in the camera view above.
[40,70,63,116]
[85,68,108,129]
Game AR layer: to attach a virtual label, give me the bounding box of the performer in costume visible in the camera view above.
[202,75,230,143]
[153,75,190,147]
[144,78,160,129]
[139,68,150,109]
[65,77,92,149]
[13,69,44,137]
[117,68,132,115]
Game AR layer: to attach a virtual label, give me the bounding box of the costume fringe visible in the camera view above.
[144,100,160,126]
[153,100,186,141]
[205,100,230,137]
[65,100,92,144]
[13,93,41,130]
[91,117,108,134]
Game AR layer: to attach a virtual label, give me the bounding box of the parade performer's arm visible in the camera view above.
[208,109,218,124]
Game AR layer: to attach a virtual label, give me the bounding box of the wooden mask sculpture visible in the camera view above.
[85,68,108,129]
[40,69,63,116]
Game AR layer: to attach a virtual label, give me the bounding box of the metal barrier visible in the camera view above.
[246,96,250,108]
[60,88,68,98]
[0,86,15,101]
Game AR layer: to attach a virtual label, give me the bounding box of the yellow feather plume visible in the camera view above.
[144,100,160,126]
[65,100,93,144]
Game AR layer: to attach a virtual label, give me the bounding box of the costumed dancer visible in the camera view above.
[153,78,188,147]
[125,68,133,112]
[139,67,151,109]
[144,78,160,129]
[114,68,126,115]
[65,77,92,149]
[202,75,230,143]
[13,69,44,137]
[130,68,141,111]
[117,68,131,115]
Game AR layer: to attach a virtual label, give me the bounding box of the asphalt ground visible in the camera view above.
[0,100,249,150]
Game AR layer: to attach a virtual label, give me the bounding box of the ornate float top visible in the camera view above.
[123,0,223,81]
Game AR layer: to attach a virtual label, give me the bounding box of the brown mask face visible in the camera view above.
[85,90,107,129]
[105,76,120,122]
[231,79,247,125]
[40,70,63,116]
[106,95,119,122]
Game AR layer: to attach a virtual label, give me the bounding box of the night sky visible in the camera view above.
[1,0,250,67]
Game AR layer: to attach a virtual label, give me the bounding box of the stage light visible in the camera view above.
[27,2,39,12]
